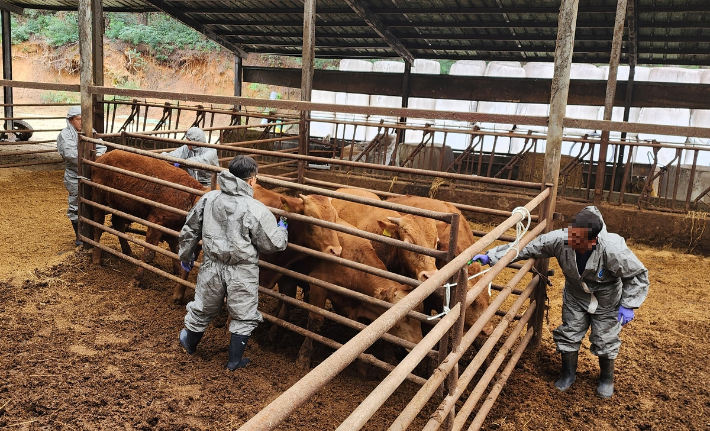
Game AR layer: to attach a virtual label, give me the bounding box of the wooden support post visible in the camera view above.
[1,10,12,132]
[234,55,243,125]
[616,0,637,194]
[594,0,627,204]
[298,0,316,184]
[91,0,104,133]
[533,0,580,347]
[78,0,95,248]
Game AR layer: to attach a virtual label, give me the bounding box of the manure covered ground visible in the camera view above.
[1,166,708,430]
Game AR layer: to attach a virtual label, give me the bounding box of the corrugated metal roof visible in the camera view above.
[7,0,710,65]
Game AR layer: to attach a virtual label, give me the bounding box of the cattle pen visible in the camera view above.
[74,93,554,428]
[3,0,710,428]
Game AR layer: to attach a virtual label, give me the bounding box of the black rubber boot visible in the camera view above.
[71,221,83,246]
[226,333,251,371]
[179,328,204,355]
[597,357,615,399]
[554,351,578,392]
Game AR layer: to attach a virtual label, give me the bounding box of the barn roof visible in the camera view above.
[7,0,710,66]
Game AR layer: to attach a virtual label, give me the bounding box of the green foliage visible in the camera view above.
[106,13,220,58]
[438,59,456,75]
[10,11,221,57]
[40,90,79,103]
[11,11,78,46]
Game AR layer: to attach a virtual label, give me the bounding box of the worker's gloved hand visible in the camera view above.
[174,162,180,168]
[277,216,288,230]
[180,260,194,273]
[618,306,635,326]
[469,254,490,266]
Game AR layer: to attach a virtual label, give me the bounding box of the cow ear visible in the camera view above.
[377,219,397,237]
[281,196,304,214]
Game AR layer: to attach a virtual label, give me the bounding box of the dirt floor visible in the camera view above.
[1,165,709,430]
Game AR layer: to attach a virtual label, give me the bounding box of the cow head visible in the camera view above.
[377,215,439,282]
[464,261,494,337]
[386,285,424,345]
[291,194,343,257]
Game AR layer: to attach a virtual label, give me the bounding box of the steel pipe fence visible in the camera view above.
[76,117,552,430]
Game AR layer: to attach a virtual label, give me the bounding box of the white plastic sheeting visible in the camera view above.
[335,60,373,142]
[476,61,526,153]
[598,65,650,141]
[367,61,405,141]
[637,67,700,165]
[432,60,484,149]
[310,90,336,138]
[511,62,555,153]
[688,70,710,165]
[406,59,440,144]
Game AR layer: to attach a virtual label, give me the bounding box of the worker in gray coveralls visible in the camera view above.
[161,126,219,188]
[471,206,649,398]
[57,106,106,246]
[177,155,288,370]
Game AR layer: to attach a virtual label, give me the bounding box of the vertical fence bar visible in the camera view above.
[1,10,12,131]
[686,150,699,212]
[444,266,469,431]
[436,212,460,398]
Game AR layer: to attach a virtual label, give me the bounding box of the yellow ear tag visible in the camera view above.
[283,203,291,212]
[383,229,392,237]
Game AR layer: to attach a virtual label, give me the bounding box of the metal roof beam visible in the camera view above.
[340,0,413,63]
[181,5,710,15]
[13,2,155,12]
[140,0,248,57]
[0,1,23,15]
[205,20,707,29]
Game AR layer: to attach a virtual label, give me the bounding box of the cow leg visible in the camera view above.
[91,206,106,265]
[296,285,326,371]
[134,226,162,283]
[268,276,299,344]
[166,236,189,304]
[110,216,134,258]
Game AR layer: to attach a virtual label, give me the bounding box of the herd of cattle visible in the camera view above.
[88,150,494,368]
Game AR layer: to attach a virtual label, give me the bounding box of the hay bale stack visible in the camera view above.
[517,154,584,188]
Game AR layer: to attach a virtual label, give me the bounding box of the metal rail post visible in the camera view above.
[594,0,627,204]
[1,10,12,132]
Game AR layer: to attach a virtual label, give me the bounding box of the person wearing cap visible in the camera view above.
[177,155,288,371]
[161,126,219,188]
[56,106,107,246]
[470,206,649,398]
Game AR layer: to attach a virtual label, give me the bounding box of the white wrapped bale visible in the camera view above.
[406,60,440,144]
[477,62,526,152]
[335,60,373,142]
[310,90,336,138]
[367,61,405,141]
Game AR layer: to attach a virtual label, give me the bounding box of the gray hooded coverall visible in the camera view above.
[487,207,649,359]
[179,170,288,336]
[56,106,107,222]
[161,127,219,188]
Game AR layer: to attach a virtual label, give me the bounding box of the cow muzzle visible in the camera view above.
[327,246,343,257]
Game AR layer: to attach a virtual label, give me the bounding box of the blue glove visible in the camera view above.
[180,260,194,272]
[174,162,180,168]
[277,216,288,230]
[618,306,635,326]
[469,254,490,266]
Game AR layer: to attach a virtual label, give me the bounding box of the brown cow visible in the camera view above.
[90,150,208,303]
[252,184,342,341]
[297,217,424,370]
[331,188,439,282]
[386,195,494,337]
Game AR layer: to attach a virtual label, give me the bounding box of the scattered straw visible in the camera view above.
[388,176,398,193]
[428,177,449,199]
